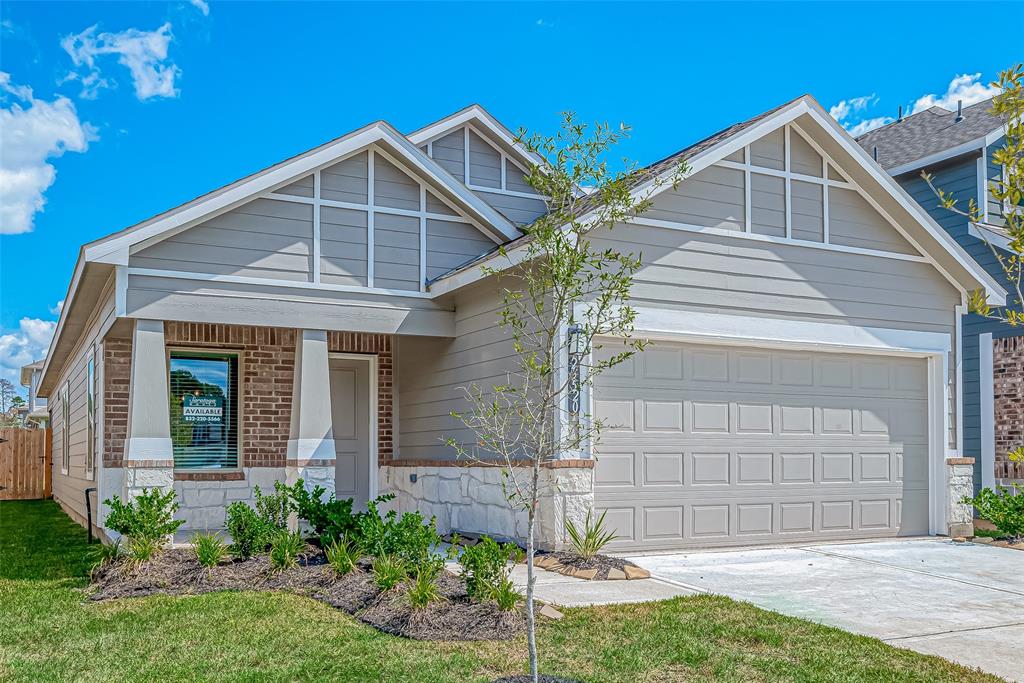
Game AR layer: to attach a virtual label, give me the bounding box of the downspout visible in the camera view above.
[85,487,97,544]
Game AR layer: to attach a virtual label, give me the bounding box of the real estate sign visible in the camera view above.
[182,395,223,424]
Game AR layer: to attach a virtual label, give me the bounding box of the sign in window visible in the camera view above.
[169,351,239,469]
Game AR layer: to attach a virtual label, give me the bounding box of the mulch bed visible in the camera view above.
[88,545,524,641]
[540,551,636,580]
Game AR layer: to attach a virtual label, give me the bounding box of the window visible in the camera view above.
[61,382,70,475]
[86,347,96,480]
[168,350,240,469]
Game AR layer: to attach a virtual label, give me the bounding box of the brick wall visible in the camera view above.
[103,338,132,467]
[327,332,393,464]
[165,323,296,468]
[993,336,1024,480]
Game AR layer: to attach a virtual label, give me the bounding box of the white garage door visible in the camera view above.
[593,340,930,551]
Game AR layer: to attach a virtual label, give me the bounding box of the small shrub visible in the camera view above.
[192,531,228,571]
[254,482,293,531]
[269,530,305,572]
[372,554,407,590]
[89,538,122,577]
[225,501,272,559]
[459,536,520,602]
[126,536,161,565]
[566,509,619,560]
[407,562,442,609]
[357,499,443,565]
[104,489,184,542]
[324,535,360,576]
[964,486,1024,540]
[490,576,521,611]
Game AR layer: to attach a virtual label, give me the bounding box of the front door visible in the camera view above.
[329,357,371,506]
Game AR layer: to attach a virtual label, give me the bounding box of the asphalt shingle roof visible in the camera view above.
[855,99,1004,172]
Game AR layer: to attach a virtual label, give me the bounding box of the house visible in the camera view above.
[19,360,49,428]
[857,100,1023,492]
[39,95,1003,550]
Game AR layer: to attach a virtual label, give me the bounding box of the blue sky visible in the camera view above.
[1,0,1021,391]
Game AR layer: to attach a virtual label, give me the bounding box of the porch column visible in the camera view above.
[287,329,336,495]
[123,319,174,499]
[947,457,975,538]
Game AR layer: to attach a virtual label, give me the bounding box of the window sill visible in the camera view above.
[173,470,245,482]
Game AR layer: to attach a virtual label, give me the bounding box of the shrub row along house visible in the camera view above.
[41,95,1005,551]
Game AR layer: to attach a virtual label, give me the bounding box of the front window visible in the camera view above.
[169,351,240,469]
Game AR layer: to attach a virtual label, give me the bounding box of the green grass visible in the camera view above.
[0,500,999,682]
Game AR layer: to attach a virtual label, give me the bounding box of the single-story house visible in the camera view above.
[20,359,49,428]
[40,95,1004,551]
[857,100,1024,492]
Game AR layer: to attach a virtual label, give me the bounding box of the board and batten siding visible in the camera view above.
[131,146,500,293]
[50,277,116,529]
[133,199,315,282]
[397,281,523,461]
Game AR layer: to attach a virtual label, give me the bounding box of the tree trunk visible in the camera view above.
[526,463,540,683]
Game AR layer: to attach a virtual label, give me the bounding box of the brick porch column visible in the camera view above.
[123,319,174,499]
[287,329,336,494]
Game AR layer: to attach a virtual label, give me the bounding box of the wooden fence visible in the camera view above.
[0,428,51,500]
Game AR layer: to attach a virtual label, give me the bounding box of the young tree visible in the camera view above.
[447,114,685,681]
[924,64,1023,470]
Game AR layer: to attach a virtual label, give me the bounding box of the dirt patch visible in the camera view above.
[89,547,525,641]
[543,551,637,580]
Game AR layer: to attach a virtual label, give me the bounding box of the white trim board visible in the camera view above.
[587,305,952,537]
[969,223,1014,252]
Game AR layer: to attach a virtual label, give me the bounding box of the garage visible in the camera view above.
[593,339,931,551]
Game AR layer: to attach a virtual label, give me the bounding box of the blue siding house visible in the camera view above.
[858,100,1021,491]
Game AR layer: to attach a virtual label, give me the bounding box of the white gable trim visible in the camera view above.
[85,123,519,264]
[408,104,544,170]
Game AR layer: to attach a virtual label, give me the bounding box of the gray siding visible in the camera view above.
[398,281,518,460]
[474,190,547,226]
[374,156,420,211]
[828,187,917,255]
[468,130,501,188]
[426,218,494,279]
[50,279,115,530]
[750,172,785,237]
[132,198,314,281]
[790,132,823,177]
[431,130,465,181]
[320,206,367,286]
[374,212,420,290]
[504,158,533,194]
[322,152,368,204]
[750,128,785,170]
[646,165,744,230]
[791,180,824,242]
[986,137,1006,225]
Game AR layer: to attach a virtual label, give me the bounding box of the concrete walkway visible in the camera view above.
[508,563,695,606]
[628,539,1024,682]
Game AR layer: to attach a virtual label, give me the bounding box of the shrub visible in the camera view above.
[254,482,293,531]
[269,530,305,572]
[225,501,273,559]
[490,576,521,611]
[372,554,407,590]
[127,536,161,565]
[104,489,184,542]
[324,535,360,576]
[283,478,395,545]
[192,531,228,572]
[407,562,442,609]
[357,499,443,566]
[89,538,122,577]
[964,486,1024,540]
[566,509,619,560]
[459,536,520,602]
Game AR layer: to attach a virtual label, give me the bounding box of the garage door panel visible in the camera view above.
[594,340,931,550]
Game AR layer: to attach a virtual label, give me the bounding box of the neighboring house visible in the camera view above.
[857,100,1023,491]
[39,96,1003,550]
[19,360,49,428]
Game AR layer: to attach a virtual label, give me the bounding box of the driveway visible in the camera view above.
[628,539,1023,682]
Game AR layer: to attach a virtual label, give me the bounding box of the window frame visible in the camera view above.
[85,345,96,481]
[60,380,70,475]
[166,347,243,471]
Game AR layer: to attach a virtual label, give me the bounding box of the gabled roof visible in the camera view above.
[856,99,1005,174]
[430,95,1007,307]
[407,103,546,171]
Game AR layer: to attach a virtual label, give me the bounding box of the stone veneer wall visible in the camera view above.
[946,457,975,537]
[379,460,595,550]
[993,336,1024,481]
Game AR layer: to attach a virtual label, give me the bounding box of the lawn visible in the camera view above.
[0,500,1000,682]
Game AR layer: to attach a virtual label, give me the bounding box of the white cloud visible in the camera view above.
[829,94,877,124]
[49,300,65,316]
[189,0,210,16]
[910,73,999,114]
[0,315,57,388]
[62,22,181,100]
[0,72,95,234]
[846,116,894,137]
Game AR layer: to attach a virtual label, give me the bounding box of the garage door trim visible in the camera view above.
[581,305,952,536]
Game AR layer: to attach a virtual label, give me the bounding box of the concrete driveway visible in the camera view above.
[628,539,1023,682]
